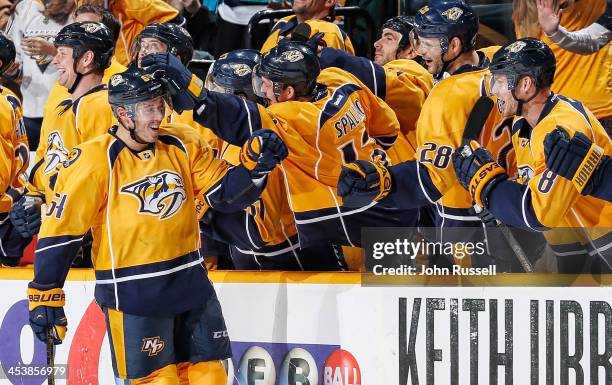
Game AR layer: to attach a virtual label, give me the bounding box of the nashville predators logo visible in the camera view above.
[44,131,70,174]
[83,22,102,33]
[110,74,125,87]
[442,7,464,22]
[230,63,252,77]
[140,73,154,82]
[278,50,304,63]
[141,337,165,357]
[506,41,527,53]
[419,6,429,14]
[121,171,187,219]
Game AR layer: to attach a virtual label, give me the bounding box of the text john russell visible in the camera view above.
[372,264,497,276]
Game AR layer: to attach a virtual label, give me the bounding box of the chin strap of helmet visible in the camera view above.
[120,105,155,145]
[67,50,99,94]
[435,36,468,81]
[510,75,540,116]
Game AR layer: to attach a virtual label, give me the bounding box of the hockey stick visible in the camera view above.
[46,330,55,385]
[461,96,535,272]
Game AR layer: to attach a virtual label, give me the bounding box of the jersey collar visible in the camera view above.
[108,125,156,157]
[58,84,108,115]
[511,93,558,138]
[451,51,490,76]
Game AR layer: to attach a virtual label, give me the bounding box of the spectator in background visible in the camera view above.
[0,0,15,31]
[512,0,611,130]
[260,0,355,54]
[6,0,75,151]
[537,0,611,55]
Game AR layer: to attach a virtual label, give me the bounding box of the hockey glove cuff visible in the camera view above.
[27,284,67,345]
[453,141,508,208]
[544,127,604,195]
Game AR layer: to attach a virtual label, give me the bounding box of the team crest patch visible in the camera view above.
[83,22,102,33]
[141,337,165,357]
[419,6,430,14]
[278,50,304,63]
[231,63,252,77]
[62,148,81,168]
[121,170,187,219]
[44,131,70,174]
[141,73,154,82]
[442,7,464,22]
[507,41,527,53]
[109,74,125,87]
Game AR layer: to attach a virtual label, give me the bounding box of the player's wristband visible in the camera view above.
[469,162,506,208]
[27,287,65,311]
[571,142,604,193]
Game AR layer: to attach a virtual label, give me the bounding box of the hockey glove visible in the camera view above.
[10,195,42,238]
[453,141,508,208]
[240,129,288,178]
[141,52,206,113]
[27,283,67,345]
[544,127,604,195]
[338,159,391,208]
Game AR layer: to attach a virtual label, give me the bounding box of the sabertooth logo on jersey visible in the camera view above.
[442,7,464,22]
[419,6,430,14]
[507,41,527,53]
[44,131,70,174]
[121,170,187,219]
[278,50,304,63]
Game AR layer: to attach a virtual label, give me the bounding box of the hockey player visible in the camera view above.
[142,41,403,249]
[0,33,30,266]
[26,67,287,384]
[10,22,117,241]
[544,128,611,203]
[336,1,530,270]
[318,16,433,162]
[132,22,221,153]
[134,22,193,68]
[260,0,355,54]
[452,38,612,272]
[202,49,344,270]
[42,4,127,123]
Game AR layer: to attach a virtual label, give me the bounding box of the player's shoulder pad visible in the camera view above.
[159,122,215,155]
[385,59,433,83]
[318,67,364,90]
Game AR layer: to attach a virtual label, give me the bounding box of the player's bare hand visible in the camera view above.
[22,37,57,58]
[537,0,561,35]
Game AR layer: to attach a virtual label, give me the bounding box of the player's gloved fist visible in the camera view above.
[240,129,288,178]
[141,52,205,112]
[544,127,604,195]
[452,141,507,208]
[27,283,67,345]
[9,195,42,238]
[338,159,391,208]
